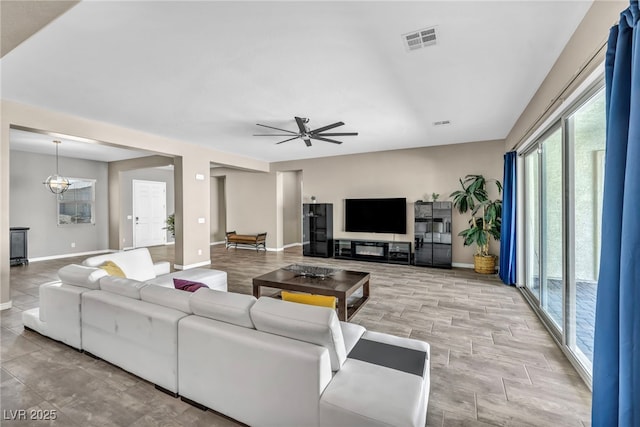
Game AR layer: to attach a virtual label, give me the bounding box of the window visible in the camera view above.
[57,178,96,225]
[521,81,605,385]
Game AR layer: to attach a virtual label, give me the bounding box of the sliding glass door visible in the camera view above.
[524,150,540,301]
[540,127,564,331]
[567,88,606,368]
[524,125,564,337]
[521,82,605,383]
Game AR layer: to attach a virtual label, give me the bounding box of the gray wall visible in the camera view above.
[9,150,109,258]
[211,140,504,263]
[282,171,302,246]
[211,169,278,248]
[210,176,226,243]
[272,140,505,264]
[120,167,175,248]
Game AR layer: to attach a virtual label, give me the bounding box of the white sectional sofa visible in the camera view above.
[81,247,227,289]
[22,264,107,349]
[179,294,431,427]
[82,277,192,394]
[22,248,227,350]
[23,258,430,427]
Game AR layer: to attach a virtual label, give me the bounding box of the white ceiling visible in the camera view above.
[9,128,154,162]
[2,1,593,163]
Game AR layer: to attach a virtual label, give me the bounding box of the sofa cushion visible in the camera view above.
[99,276,147,299]
[58,264,108,290]
[281,291,337,309]
[319,358,428,427]
[340,322,366,355]
[83,248,157,281]
[320,331,430,427]
[99,261,126,278]
[190,288,256,328]
[140,284,192,314]
[250,297,347,371]
[146,268,227,292]
[173,278,208,292]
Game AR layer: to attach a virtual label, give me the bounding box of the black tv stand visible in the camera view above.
[334,239,411,265]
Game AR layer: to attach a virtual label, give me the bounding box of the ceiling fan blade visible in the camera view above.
[276,136,302,145]
[315,132,358,136]
[295,117,308,134]
[256,124,298,134]
[253,134,299,136]
[310,122,344,134]
[311,135,343,144]
[303,138,312,147]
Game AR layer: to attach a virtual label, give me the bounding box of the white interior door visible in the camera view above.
[133,180,167,248]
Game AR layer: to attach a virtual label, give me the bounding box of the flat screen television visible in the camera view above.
[345,198,407,234]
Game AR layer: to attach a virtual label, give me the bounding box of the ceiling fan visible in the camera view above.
[254,116,358,147]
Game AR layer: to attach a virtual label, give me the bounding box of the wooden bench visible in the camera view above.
[225,231,267,252]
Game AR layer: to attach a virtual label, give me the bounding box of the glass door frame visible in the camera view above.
[518,77,605,389]
[562,82,606,375]
[521,121,564,346]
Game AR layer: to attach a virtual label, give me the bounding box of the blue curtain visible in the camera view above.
[592,2,640,426]
[499,151,516,285]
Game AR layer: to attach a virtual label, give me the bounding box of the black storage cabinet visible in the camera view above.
[414,202,452,268]
[10,227,29,266]
[303,203,333,258]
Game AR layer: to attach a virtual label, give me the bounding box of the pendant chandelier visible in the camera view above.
[43,140,70,194]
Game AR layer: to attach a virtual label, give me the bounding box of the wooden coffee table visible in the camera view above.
[252,266,370,321]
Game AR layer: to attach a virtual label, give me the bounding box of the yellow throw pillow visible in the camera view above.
[281,291,337,309]
[99,260,126,278]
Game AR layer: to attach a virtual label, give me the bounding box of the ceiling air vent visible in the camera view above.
[433,120,451,126]
[402,26,437,52]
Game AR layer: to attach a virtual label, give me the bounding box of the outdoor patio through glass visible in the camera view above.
[522,84,605,381]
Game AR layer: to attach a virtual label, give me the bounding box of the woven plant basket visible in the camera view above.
[474,255,496,274]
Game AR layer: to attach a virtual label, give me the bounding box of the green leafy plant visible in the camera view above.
[431,192,440,201]
[450,174,502,257]
[164,213,175,237]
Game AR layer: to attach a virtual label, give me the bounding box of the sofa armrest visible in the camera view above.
[38,281,90,349]
[153,261,171,276]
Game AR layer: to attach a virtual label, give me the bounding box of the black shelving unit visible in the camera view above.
[414,201,452,268]
[303,203,333,258]
[334,239,411,265]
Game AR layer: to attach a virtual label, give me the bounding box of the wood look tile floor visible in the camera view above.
[1,245,592,426]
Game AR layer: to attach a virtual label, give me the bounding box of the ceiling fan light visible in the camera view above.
[43,174,70,194]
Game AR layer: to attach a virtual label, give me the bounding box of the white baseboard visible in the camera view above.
[283,242,302,249]
[451,262,499,273]
[222,242,301,252]
[29,249,115,263]
[224,245,276,252]
[210,241,225,246]
[165,241,175,246]
[451,262,474,269]
[0,301,12,311]
[174,259,212,270]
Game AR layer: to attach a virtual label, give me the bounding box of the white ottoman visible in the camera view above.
[146,268,227,291]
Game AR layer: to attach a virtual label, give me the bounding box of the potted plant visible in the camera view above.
[450,174,502,274]
[164,213,175,238]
